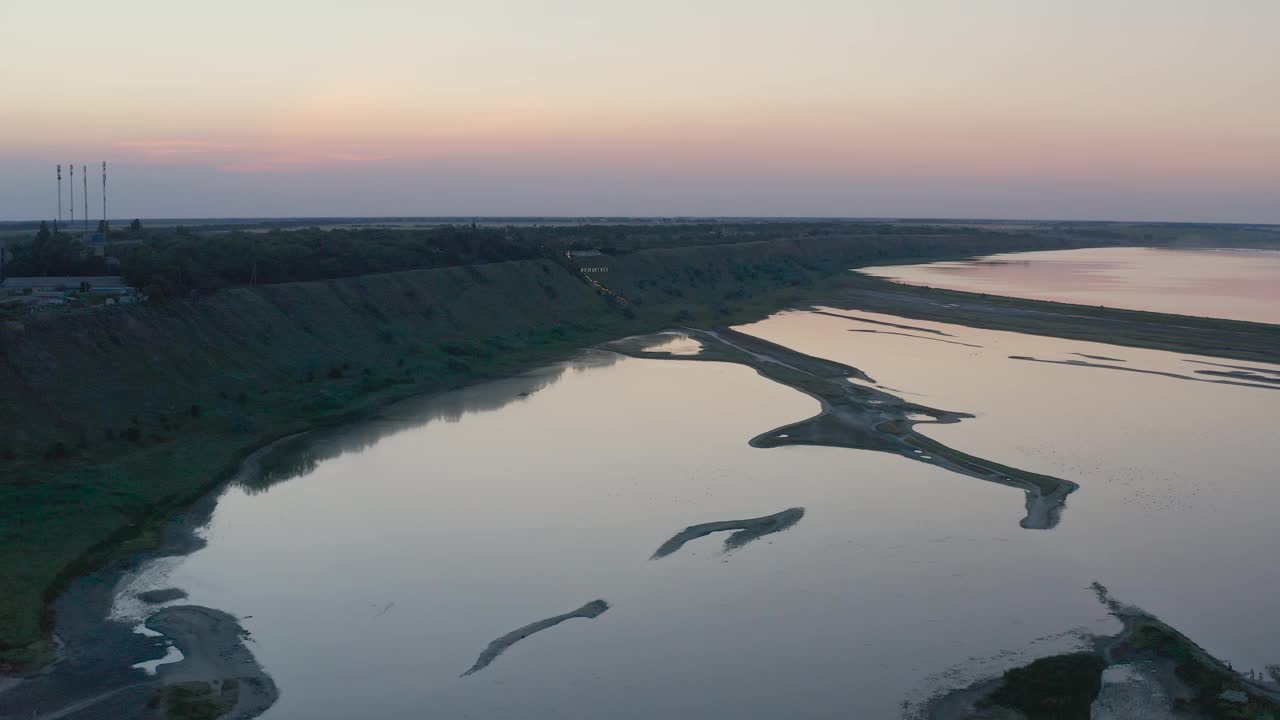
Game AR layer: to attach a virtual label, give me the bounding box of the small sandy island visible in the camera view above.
[146,606,279,719]
[915,583,1280,720]
[651,507,805,559]
[0,605,276,720]
[462,600,610,677]
[607,327,1077,530]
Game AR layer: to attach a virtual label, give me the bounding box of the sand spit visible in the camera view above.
[917,583,1280,720]
[462,600,610,677]
[847,329,984,348]
[1071,352,1127,362]
[1009,355,1280,391]
[811,309,956,336]
[608,328,1077,530]
[834,274,1280,365]
[137,588,189,605]
[0,442,293,720]
[1195,369,1280,384]
[1183,358,1280,376]
[145,606,278,719]
[651,508,805,559]
[0,606,276,720]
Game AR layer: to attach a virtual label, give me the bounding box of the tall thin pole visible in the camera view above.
[69,164,75,226]
[56,165,62,230]
[101,161,108,233]
[83,166,89,236]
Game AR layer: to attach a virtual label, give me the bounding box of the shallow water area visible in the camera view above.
[103,306,1280,718]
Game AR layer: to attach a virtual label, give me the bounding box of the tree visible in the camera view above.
[97,220,108,233]
[130,218,143,233]
[36,221,51,244]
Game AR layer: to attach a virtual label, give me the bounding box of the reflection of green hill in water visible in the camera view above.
[241,354,618,494]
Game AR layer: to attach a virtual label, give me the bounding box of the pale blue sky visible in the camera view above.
[1,0,1276,220]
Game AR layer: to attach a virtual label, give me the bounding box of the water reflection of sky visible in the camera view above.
[110,310,1280,719]
[864,247,1280,324]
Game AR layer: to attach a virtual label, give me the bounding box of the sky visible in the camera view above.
[1,0,1277,222]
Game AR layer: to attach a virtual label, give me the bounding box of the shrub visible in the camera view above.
[44,442,70,461]
[987,652,1105,719]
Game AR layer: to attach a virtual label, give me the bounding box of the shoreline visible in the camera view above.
[0,357,602,717]
[0,440,292,719]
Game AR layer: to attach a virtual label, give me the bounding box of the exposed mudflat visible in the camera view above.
[847,328,984,348]
[0,444,287,720]
[147,605,278,719]
[1184,359,1280,376]
[1194,369,1280,384]
[1009,355,1280,391]
[1090,664,1180,720]
[830,273,1280,365]
[651,508,805,559]
[918,583,1280,720]
[137,588,189,605]
[811,309,956,336]
[608,327,1077,529]
[1072,353,1126,362]
[462,600,610,677]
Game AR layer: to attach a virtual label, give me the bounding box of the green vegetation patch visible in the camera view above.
[152,679,239,720]
[985,652,1106,720]
[1131,621,1280,719]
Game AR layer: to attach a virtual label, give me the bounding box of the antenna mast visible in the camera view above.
[83,166,89,236]
[101,161,108,233]
[56,165,62,230]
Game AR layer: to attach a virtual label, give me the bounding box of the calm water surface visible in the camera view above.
[861,246,1280,324]
[110,311,1280,718]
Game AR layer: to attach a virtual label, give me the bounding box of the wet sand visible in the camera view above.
[609,328,1077,530]
[1009,355,1280,391]
[846,328,984,348]
[830,274,1280,365]
[462,600,610,677]
[0,443,288,720]
[811,309,956,336]
[1194,369,1280,384]
[919,583,1280,719]
[651,508,805,559]
[137,588,189,605]
[1183,358,1280,376]
[1071,352,1126,362]
[147,606,278,719]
